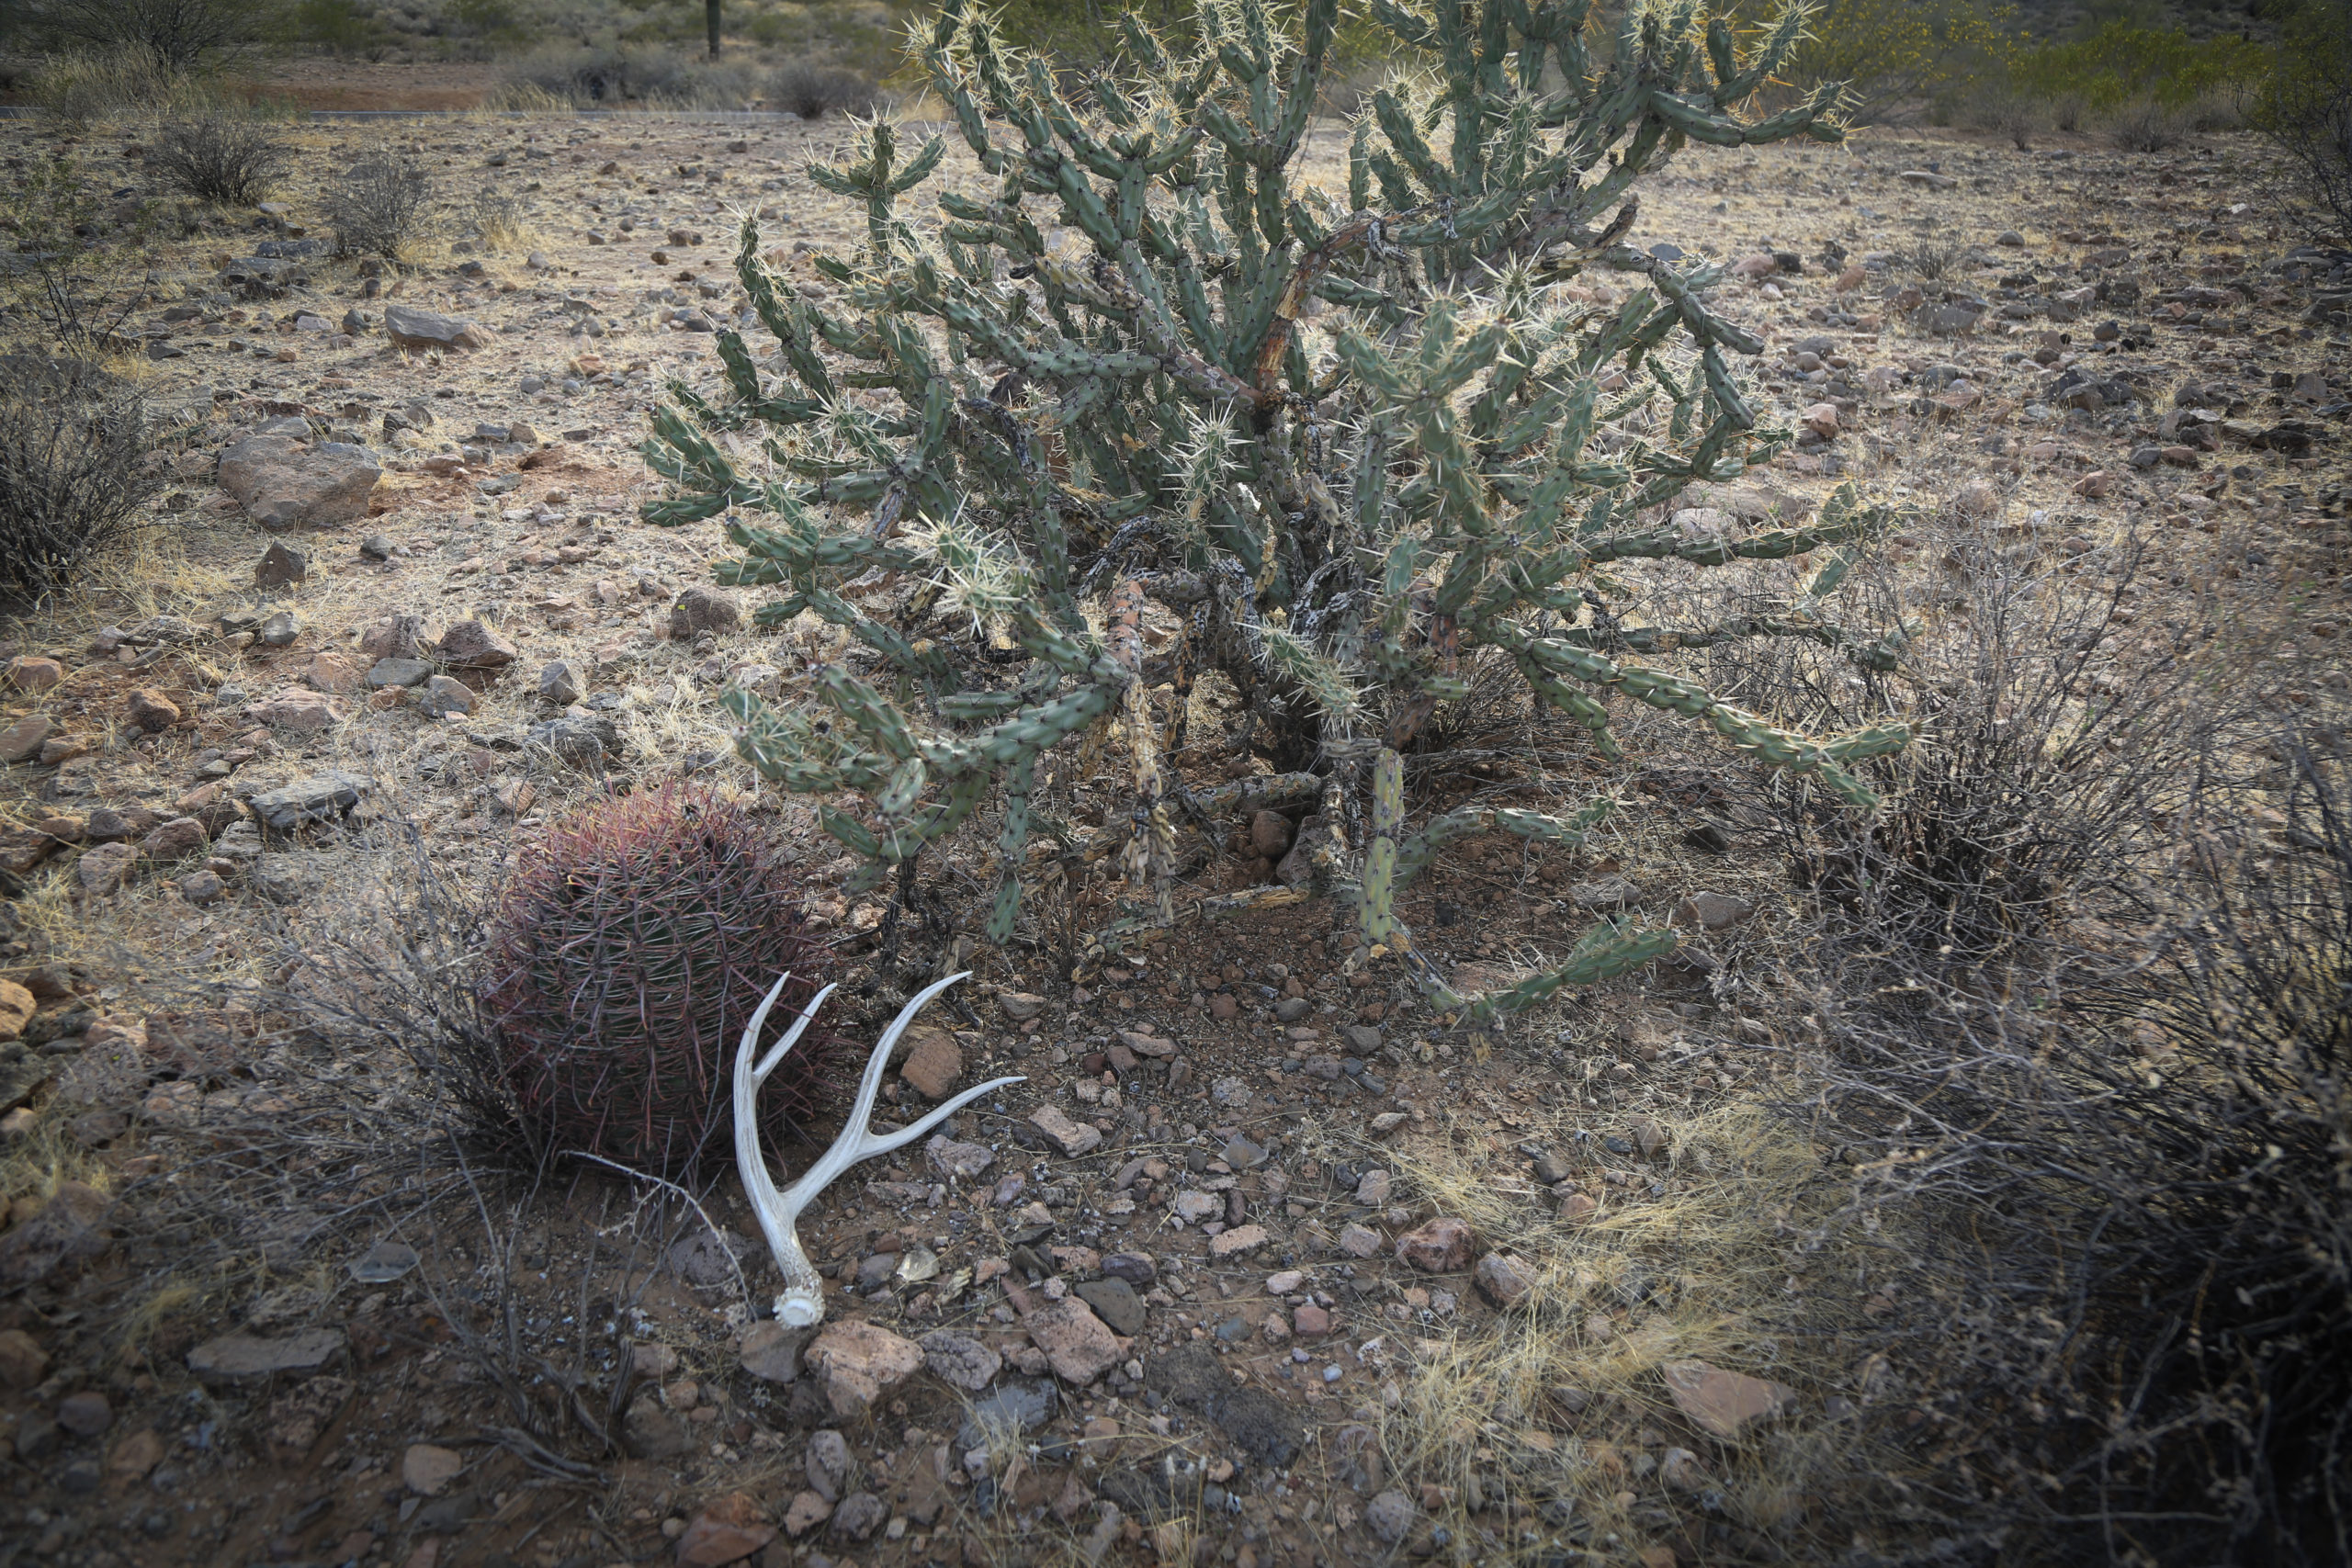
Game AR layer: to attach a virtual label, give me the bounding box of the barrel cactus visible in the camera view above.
[482,783,839,1178]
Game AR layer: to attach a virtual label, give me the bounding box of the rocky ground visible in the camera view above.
[0,96,2346,1568]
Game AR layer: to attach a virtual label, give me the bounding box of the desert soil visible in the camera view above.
[0,93,2346,1568]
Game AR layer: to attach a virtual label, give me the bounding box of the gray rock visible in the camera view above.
[419,675,475,717]
[620,1395,692,1460]
[358,533,392,561]
[248,773,368,830]
[1365,1489,1418,1544]
[1102,1251,1158,1288]
[1274,812,1339,887]
[187,1327,345,1382]
[216,434,380,531]
[1073,1277,1147,1337]
[1273,996,1311,1023]
[918,1328,1001,1392]
[1341,1024,1383,1056]
[367,658,431,689]
[434,619,515,670]
[806,1427,850,1500]
[382,304,488,351]
[957,1378,1057,1450]
[738,1321,806,1383]
[529,716,618,766]
[254,542,307,588]
[1674,891,1756,931]
[537,660,581,706]
[259,611,299,648]
[666,1227,751,1287]
[253,853,328,905]
[830,1492,886,1542]
[669,586,741,638]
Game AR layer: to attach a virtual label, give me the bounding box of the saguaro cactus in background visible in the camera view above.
[643,0,1912,1020]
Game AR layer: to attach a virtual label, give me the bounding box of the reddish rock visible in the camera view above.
[1292,1303,1332,1336]
[1659,1359,1795,1439]
[1029,1103,1101,1156]
[247,691,345,732]
[804,1320,922,1417]
[1248,809,1293,859]
[0,1327,47,1390]
[435,619,516,669]
[1023,1296,1123,1385]
[140,818,209,863]
[4,656,64,693]
[899,1030,962,1100]
[782,1491,832,1538]
[126,689,181,732]
[673,1493,775,1567]
[0,979,32,1042]
[0,715,53,764]
[1474,1251,1534,1306]
[1396,1216,1475,1273]
[1801,402,1840,439]
[56,1390,111,1436]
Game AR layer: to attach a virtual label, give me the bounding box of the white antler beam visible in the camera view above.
[734,971,1024,1326]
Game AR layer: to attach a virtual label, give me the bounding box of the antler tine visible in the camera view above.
[736,969,1026,1327]
[753,979,839,1083]
[776,971,982,1208]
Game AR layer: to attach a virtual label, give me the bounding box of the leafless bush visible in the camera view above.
[0,375,159,594]
[1800,732,2352,1564]
[2111,96,2188,152]
[150,111,288,206]
[1973,89,2038,150]
[768,61,877,119]
[1907,238,1962,282]
[2255,5,2352,245]
[323,152,431,259]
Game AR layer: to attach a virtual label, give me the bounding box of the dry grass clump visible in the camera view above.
[0,377,162,596]
[150,111,289,207]
[323,152,433,260]
[1372,1105,1919,1564]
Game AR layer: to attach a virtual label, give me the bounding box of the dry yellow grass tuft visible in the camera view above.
[1371,1103,1908,1562]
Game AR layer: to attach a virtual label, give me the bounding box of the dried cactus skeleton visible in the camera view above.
[644,0,1915,1021]
[734,972,1023,1326]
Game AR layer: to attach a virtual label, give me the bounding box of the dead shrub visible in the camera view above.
[150,111,288,207]
[323,152,431,259]
[769,61,877,119]
[0,374,159,595]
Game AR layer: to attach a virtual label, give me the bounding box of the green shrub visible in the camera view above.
[2014,20,2272,116]
[2253,0,2352,243]
[639,0,1911,1022]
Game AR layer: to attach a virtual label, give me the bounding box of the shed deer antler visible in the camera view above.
[735,971,1024,1326]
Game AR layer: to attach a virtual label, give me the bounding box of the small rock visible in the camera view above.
[247,772,368,829]
[1365,1489,1419,1544]
[1473,1251,1534,1306]
[1674,891,1755,931]
[674,1493,776,1566]
[1559,1190,1600,1222]
[530,715,619,766]
[259,610,300,648]
[1659,1359,1795,1438]
[435,619,516,669]
[899,1030,962,1100]
[1801,402,1840,439]
[784,1427,845,1505]
[254,542,308,588]
[0,980,33,1042]
[187,1327,345,1382]
[0,715,55,764]
[127,689,181,733]
[1627,1113,1667,1157]
[383,303,488,351]
[217,434,382,530]
[1248,809,1293,859]
[829,1492,886,1543]
[1338,1223,1383,1258]
[74,842,139,897]
[1029,1104,1101,1156]
[402,1443,464,1496]
[997,990,1048,1021]
[1102,1250,1158,1287]
[368,657,431,689]
[1208,1224,1270,1259]
[919,1329,1001,1392]
[804,1321,922,1417]
[178,868,225,904]
[5,656,66,692]
[1355,1168,1392,1204]
[419,674,475,717]
[140,818,209,862]
[783,1491,832,1538]
[357,614,421,660]
[1396,1217,1474,1272]
[358,533,392,561]
[1024,1296,1124,1385]
[246,691,345,731]
[737,1320,805,1383]
[1073,1277,1147,1337]
[928,1138,994,1179]
[1661,1447,1709,1493]
[1293,1303,1331,1335]
[56,1390,112,1436]
[537,660,581,705]
[670,587,741,638]
[1273,813,1337,886]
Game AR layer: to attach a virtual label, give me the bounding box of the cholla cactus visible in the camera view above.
[643,0,1911,1018]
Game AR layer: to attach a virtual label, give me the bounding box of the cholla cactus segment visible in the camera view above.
[646,0,1913,1023]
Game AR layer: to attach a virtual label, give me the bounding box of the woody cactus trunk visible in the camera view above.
[641,0,1913,1022]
